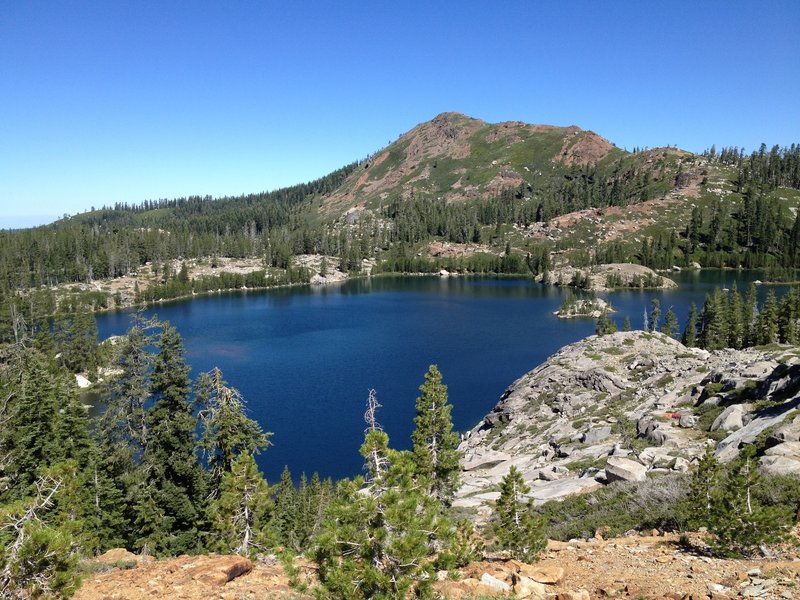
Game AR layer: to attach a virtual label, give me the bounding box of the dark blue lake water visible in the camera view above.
[94,271,779,483]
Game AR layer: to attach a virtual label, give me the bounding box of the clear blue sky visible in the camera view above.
[1,1,798,228]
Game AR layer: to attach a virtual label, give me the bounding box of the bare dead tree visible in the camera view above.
[9,304,25,345]
[363,389,389,491]
[363,388,382,433]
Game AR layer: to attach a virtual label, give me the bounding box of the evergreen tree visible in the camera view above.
[595,310,617,336]
[727,283,744,349]
[138,324,206,555]
[743,283,759,346]
[699,290,729,350]
[755,289,779,345]
[208,452,272,557]
[96,320,153,547]
[0,475,80,599]
[493,466,545,562]
[680,446,721,530]
[299,472,333,549]
[315,390,447,599]
[99,320,152,464]
[707,446,792,557]
[0,350,64,497]
[648,298,661,333]
[622,315,632,332]
[660,306,679,338]
[196,368,271,496]
[54,308,100,375]
[778,287,800,344]
[411,365,461,506]
[272,466,299,550]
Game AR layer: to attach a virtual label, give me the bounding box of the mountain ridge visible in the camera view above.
[320,111,635,214]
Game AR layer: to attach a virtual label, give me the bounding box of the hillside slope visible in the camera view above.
[321,111,682,215]
[456,331,800,515]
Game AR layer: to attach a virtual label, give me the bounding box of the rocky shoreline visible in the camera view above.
[455,331,800,517]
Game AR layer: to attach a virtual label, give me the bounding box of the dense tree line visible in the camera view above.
[135,265,312,304]
[680,283,800,350]
[616,282,800,351]
[706,143,800,191]
[0,163,357,291]
[84,162,358,232]
[0,148,681,292]
[0,318,300,596]
[3,141,800,347]
[374,244,528,276]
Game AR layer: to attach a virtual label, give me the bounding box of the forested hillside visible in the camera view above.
[1,114,799,346]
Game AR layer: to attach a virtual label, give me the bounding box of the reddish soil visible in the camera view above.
[74,532,800,600]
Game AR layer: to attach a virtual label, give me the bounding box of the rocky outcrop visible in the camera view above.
[554,297,613,319]
[604,457,647,483]
[456,331,800,514]
[760,441,800,477]
[544,263,677,291]
[74,554,311,600]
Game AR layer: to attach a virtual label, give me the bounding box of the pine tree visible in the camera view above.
[196,368,271,496]
[411,365,461,506]
[755,289,779,345]
[682,302,698,347]
[96,320,153,548]
[0,350,64,497]
[778,287,800,344]
[300,472,332,549]
[99,320,152,465]
[315,390,446,599]
[649,298,661,333]
[699,290,729,350]
[707,445,792,557]
[680,446,721,529]
[595,311,617,336]
[272,465,299,550]
[743,283,759,346]
[208,452,272,557]
[727,283,744,348]
[137,323,206,555]
[622,316,632,332]
[0,475,80,599]
[493,466,545,562]
[660,306,678,338]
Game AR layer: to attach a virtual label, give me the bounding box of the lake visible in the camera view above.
[94,270,778,483]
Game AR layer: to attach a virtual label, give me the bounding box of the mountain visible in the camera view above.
[320,112,625,213]
[322,113,687,214]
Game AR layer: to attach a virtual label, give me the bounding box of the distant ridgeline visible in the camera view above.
[0,111,798,343]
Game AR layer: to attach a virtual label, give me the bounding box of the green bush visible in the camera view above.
[679,445,796,557]
[539,473,689,540]
[1,523,80,599]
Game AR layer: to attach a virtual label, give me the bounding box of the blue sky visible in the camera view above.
[1,1,798,228]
